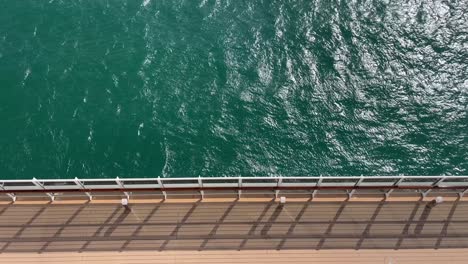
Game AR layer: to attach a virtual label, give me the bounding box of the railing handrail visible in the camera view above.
[1,175,467,183]
[1,175,467,202]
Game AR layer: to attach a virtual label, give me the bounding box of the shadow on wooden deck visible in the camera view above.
[0,198,467,253]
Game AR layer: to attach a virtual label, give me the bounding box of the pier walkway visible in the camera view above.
[1,196,468,263]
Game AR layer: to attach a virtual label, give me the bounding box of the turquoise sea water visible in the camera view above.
[0,0,467,179]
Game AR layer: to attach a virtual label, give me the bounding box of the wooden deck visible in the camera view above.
[1,196,468,263]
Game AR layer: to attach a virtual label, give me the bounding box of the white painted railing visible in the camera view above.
[0,176,467,202]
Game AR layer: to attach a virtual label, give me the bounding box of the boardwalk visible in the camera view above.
[1,196,468,263]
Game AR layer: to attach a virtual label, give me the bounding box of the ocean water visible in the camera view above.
[0,0,466,179]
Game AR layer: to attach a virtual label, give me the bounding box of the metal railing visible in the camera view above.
[0,175,467,202]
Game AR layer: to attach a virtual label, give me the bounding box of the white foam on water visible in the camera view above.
[24,68,31,81]
[87,130,93,142]
[142,0,150,7]
[161,142,171,177]
[112,74,119,87]
[199,0,208,8]
[138,123,144,136]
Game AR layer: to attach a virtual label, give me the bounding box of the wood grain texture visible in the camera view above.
[0,197,467,263]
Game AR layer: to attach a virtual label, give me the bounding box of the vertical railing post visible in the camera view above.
[433,176,447,187]
[74,177,92,200]
[385,176,405,199]
[116,177,129,200]
[275,176,282,199]
[459,188,468,198]
[348,175,364,198]
[421,176,447,198]
[312,175,323,198]
[238,178,242,199]
[198,176,204,200]
[421,189,431,198]
[32,178,54,201]
[157,177,167,200]
[0,183,16,202]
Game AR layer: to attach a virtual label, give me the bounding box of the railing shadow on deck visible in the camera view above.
[0,198,467,253]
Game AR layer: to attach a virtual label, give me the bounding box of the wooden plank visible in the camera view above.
[0,197,467,262]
